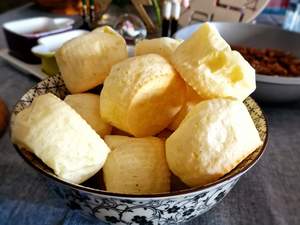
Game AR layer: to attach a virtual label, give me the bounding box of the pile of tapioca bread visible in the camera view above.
[11,23,262,195]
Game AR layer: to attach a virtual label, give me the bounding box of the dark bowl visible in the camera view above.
[3,17,74,64]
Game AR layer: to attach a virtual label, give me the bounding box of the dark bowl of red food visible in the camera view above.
[3,17,74,64]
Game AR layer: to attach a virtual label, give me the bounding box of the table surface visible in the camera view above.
[0,4,299,225]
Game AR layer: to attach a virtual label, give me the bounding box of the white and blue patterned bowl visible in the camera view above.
[11,75,268,225]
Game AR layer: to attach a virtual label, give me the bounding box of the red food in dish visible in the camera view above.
[232,46,300,77]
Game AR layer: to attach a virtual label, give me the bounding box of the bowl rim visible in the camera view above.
[256,74,300,85]
[31,29,90,57]
[31,44,56,57]
[11,78,269,199]
[2,17,75,38]
[174,21,300,40]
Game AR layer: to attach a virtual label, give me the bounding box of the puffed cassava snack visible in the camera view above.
[56,26,127,93]
[172,22,256,101]
[64,93,112,137]
[135,37,182,62]
[11,93,110,184]
[100,54,186,137]
[168,85,202,131]
[103,135,170,194]
[166,98,262,187]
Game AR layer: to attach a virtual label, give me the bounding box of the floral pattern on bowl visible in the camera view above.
[11,75,268,225]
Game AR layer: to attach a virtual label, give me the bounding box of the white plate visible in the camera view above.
[0,49,47,80]
[0,46,135,81]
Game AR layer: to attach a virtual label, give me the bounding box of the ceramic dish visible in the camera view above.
[174,22,300,103]
[31,30,89,76]
[0,49,47,79]
[178,0,269,26]
[3,17,74,64]
[11,75,268,224]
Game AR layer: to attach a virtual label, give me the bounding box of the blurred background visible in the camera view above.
[0,0,30,13]
[0,0,81,14]
[0,0,297,28]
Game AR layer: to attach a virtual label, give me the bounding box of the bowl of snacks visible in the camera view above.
[174,22,300,103]
[11,24,268,224]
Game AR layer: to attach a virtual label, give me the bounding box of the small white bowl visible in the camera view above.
[31,30,89,76]
[36,29,89,51]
